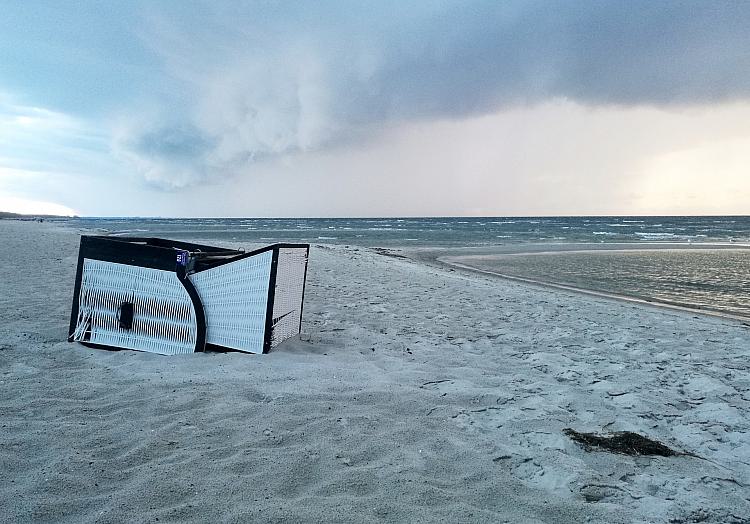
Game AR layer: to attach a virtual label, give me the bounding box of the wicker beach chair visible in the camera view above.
[68,236,309,355]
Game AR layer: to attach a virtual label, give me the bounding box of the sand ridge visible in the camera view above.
[1,220,749,523]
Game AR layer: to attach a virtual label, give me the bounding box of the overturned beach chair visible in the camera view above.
[68,236,309,355]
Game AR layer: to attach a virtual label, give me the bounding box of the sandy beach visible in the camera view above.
[2,219,750,523]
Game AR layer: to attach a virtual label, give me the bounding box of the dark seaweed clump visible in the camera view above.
[563,428,680,457]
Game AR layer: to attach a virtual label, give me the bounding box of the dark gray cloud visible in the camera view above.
[129,125,212,162]
[118,0,750,186]
[334,1,750,115]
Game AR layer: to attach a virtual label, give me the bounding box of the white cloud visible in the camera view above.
[0,194,77,216]
[0,93,119,213]
[109,42,344,189]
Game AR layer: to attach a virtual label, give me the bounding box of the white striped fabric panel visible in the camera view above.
[77,259,198,355]
[189,250,272,353]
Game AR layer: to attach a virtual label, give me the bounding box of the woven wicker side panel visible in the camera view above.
[190,250,272,353]
[271,247,308,348]
[76,259,197,355]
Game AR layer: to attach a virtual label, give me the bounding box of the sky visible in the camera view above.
[1,1,749,217]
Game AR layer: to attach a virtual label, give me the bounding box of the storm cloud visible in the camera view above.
[2,0,749,196]
[111,1,750,187]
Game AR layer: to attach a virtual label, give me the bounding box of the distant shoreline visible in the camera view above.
[441,258,750,326]
[0,212,75,220]
[410,243,750,326]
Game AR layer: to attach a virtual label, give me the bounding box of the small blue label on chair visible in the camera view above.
[176,251,188,266]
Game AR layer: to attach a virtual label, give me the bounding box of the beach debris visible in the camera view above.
[563,428,681,456]
[68,236,309,355]
[606,390,630,397]
[420,379,451,388]
[371,247,408,259]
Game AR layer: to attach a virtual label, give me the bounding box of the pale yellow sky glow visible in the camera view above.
[635,136,750,215]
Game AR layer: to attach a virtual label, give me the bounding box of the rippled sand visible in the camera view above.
[2,221,750,523]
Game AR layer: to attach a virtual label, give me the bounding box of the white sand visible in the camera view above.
[1,220,749,523]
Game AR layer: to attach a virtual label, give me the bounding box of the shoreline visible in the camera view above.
[438,257,750,327]
[25,218,750,327]
[58,221,750,326]
[388,243,750,327]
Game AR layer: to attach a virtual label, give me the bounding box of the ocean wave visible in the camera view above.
[635,232,675,238]
[110,229,149,236]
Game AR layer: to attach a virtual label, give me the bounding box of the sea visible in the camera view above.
[61,216,750,320]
